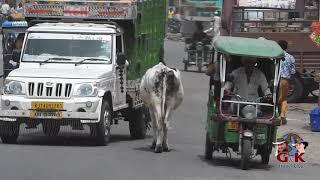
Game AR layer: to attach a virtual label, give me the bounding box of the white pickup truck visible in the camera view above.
[0,0,166,145]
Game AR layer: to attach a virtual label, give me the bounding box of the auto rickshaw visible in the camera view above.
[1,21,28,80]
[183,35,212,72]
[205,36,283,170]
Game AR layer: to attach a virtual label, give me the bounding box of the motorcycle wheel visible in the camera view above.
[240,138,252,170]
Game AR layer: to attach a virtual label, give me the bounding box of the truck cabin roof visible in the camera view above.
[26,23,120,34]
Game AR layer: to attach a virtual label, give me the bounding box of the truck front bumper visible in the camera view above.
[0,96,102,123]
[0,110,99,123]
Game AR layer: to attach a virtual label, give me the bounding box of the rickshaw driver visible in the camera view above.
[224,57,271,104]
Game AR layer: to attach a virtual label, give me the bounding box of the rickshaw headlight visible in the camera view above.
[4,80,26,95]
[241,105,257,119]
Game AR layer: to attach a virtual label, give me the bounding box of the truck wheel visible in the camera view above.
[0,122,19,144]
[288,77,303,103]
[91,101,111,146]
[42,121,60,136]
[129,106,149,139]
[240,138,252,170]
[204,132,213,160]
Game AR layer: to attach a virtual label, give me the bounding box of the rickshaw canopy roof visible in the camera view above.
[214,36,284,59]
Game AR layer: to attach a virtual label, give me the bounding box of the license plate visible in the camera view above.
[31,102,64,110]
[228,122,239,130]
[29,111,63,118]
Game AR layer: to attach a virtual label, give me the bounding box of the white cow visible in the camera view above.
[140,62,184,153]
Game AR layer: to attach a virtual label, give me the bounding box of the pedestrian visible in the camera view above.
[278,40,296,125]
[1,0,10,20]
[204,11,221,42]
[168,8,174,20]
[16,2,23,14]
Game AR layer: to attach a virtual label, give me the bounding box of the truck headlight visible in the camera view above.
[73,83,98,97]
[4,80,26,95]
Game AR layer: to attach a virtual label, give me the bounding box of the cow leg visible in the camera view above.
[155,123,164,153]
[163,125,169,152]
[149,107,157,149]
[163,107,172,152]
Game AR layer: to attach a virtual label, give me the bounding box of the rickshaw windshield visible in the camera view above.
[22,33,112,64]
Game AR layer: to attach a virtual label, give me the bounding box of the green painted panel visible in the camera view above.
[127,0,166,80]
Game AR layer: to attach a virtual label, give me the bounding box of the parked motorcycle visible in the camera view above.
[167,19,181,34]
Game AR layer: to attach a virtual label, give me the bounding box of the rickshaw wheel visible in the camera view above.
[261,153,270,164]
[198,64,202,73]
[204,132,213,160]
[184,63,188,71]
[260,145,271,164]
[240,138,251,170]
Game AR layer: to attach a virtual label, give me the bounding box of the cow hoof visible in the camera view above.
[154,145,163,153]
[163,147,170,152]
[150,142,156,149]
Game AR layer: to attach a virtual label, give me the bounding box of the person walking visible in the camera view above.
[278,40,296,125]
[1,0,10,20]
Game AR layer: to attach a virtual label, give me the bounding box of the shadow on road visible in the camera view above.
[198,155,272,171]
[1,133,151,147]
[133,146,177,153]
[291,96,318,104]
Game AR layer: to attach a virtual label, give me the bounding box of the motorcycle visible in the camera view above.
[167,19,181,34]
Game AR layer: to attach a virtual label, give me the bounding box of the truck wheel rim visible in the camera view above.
[104,111,111,136]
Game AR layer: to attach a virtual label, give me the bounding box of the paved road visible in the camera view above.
[0,39,319,180]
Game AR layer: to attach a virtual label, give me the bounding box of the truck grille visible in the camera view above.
[28,82,72,98]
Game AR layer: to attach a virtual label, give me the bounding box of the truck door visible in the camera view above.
[114,34,127,106]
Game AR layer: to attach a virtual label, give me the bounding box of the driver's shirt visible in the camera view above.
[224,67,271,102]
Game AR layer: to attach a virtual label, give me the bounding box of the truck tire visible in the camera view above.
[204,132,213,160]
[129,106,149,139]
[288,77,303,103]
[42,121,60,136]
[240,138,252,170]
[0,122,19,144]
[91,101,111,146]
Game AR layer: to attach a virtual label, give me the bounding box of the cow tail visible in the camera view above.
[160,70,167,129]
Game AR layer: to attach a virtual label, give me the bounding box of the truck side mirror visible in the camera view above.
[116,53,126,66]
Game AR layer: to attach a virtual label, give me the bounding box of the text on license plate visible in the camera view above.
[29,111,63,118]
[31,102,64,110]
[228,122,239,130]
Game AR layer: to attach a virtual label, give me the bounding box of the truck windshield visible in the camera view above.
[22,33,112,64]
